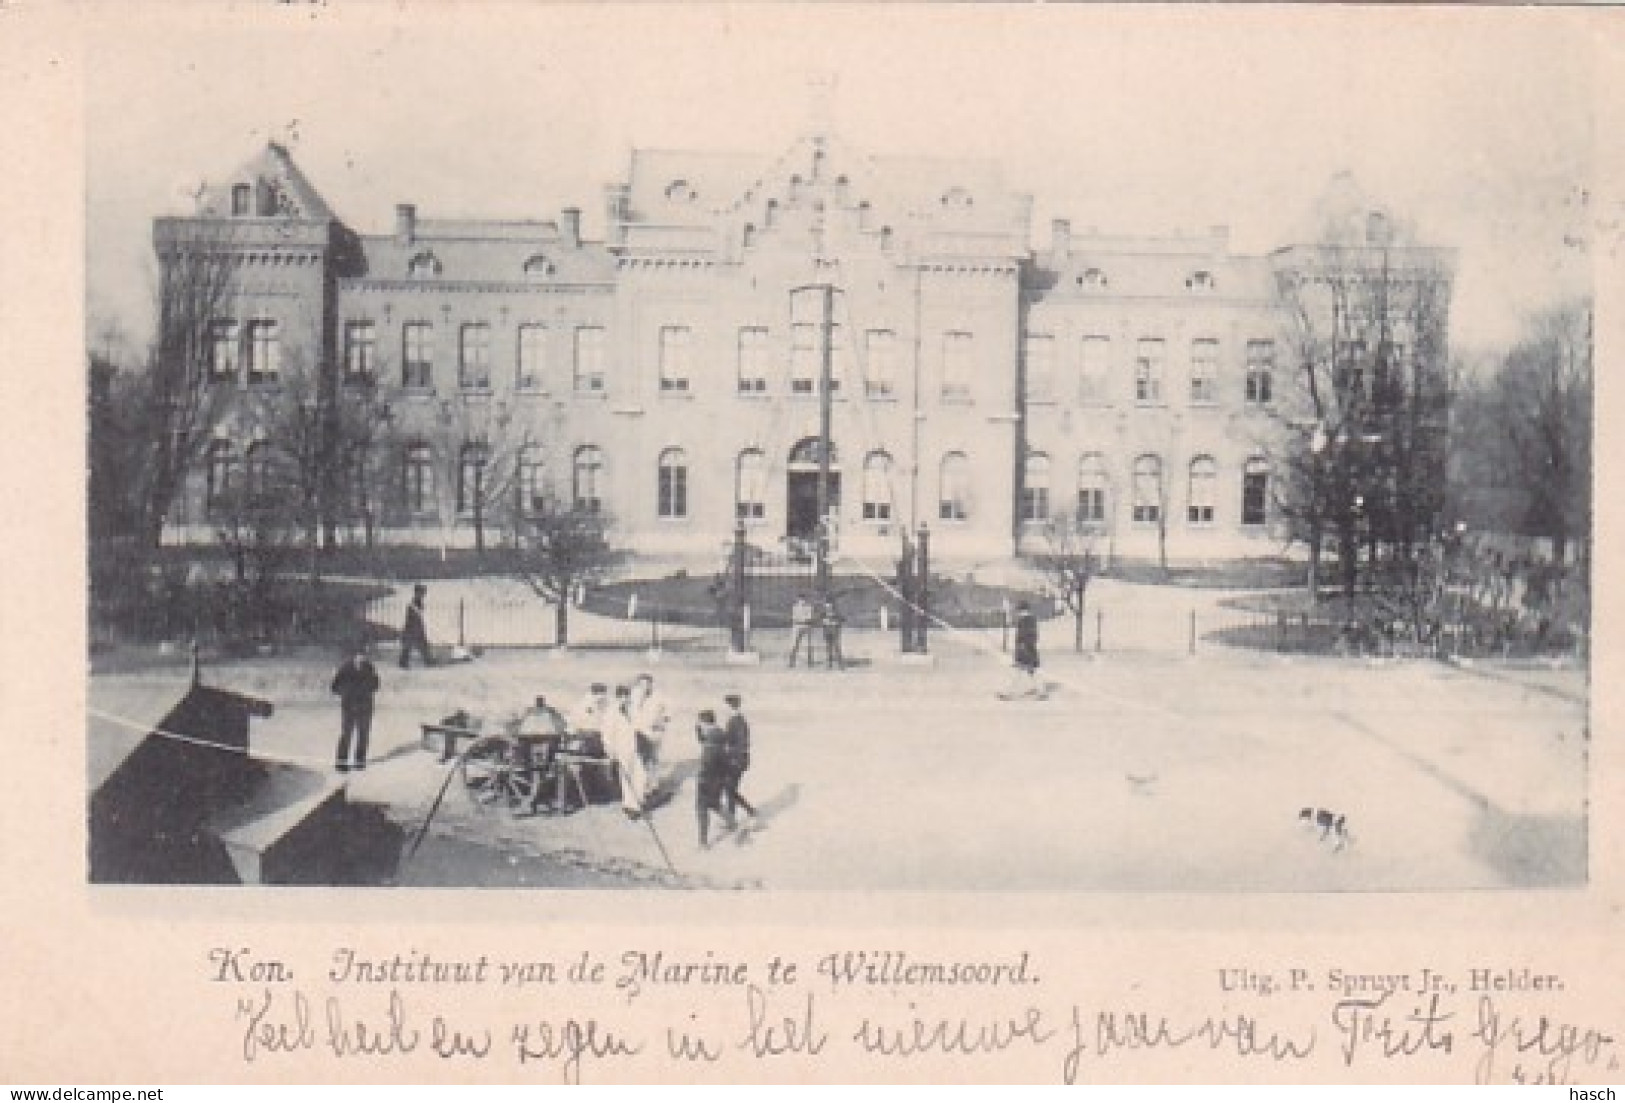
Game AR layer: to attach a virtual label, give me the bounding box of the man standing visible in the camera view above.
[603,685,648,818]
[1003,599,1047,700]
[331,644,381,772]
[694,709,737,849]
[399,583,433,668]
[820,597,846,671]
[721,693,759,822]
[629,673,671,796]
[788,593,817,668]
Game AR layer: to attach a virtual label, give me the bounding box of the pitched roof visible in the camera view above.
[196,142,336,222]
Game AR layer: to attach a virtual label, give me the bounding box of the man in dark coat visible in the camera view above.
[694,709,737,848]
[331,645,381,772]
[721,693,758,821]
[1004,600,1046,700]
[399,583,432,668]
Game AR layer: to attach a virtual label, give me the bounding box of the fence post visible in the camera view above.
[915,523,931,655]
[458,597,466,648]
[1189,608,1197,655]
[731,520,748,653]
[1096,608,1104,654]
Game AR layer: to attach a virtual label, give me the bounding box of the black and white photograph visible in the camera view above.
[4,2,1620,1087]
[79,6,1596,894]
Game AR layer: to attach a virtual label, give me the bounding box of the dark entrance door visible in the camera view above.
[786,471,839,554]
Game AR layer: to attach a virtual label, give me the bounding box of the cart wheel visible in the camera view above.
[507,765,544,812]
[460,735,513,808]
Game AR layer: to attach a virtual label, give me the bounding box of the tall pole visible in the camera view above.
[816,282,834,604]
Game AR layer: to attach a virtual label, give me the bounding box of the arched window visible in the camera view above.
[573,446,604,514]
[1078,267,1109,290]
[939,452,970,522]
[1132,455,1163,524]
[517,445,546,516]
[522,254,555,277]
[1021,452,1051,523]
[1077,453,1108,526]
[245,440,273,502]
[457,442,490,515]
[404,442,435,516]
[407,251,442,278]
[735,449,766,521]
[862,452,893,522]
[657,447,688,519]
[1187,456,1218,525]
[1242,457,1270,526]
[206,439,236,506]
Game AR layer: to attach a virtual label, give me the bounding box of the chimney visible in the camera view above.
[1051,218,1071,263]
[395,203,416,245]
[560,207,581,248]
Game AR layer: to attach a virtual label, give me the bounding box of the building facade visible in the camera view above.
[153,136,1452,566]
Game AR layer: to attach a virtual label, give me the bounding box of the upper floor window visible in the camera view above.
[659,326,692,393]
[657,447,688,519]
[1023,334,1056,403]
[737,327,769,394]
[245,320,280,384]
[1021,452,1051,523]
[574,327,606,394]
[862,452,894,522]
[402,322,434,390]
[1246,340,1275,405]
[1134,338,1164,404]
[231,184,252,217]
[1187,456,1217,525]
[664,179,696,203]
[864,329,897,399]
[209,320,239,382]
[941,331,974,401]
[459,323,491,390]
[1078,268,1109,291]
[522,254,555,277]
[939,451,970,522]
[1079,335,1110,404]
[244,440,274,501]
[516,324,546,392]
[1186,270,1216,292]
[573,445,604,513]
[343,321,376,381]
[1189,338,1219,405]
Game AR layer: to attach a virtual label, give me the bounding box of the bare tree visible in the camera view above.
[134,226,243,548]
[1484,301,1592,565]
[513,505,622,647]
[1270,217,1454,610]
[1034,513,1100,652]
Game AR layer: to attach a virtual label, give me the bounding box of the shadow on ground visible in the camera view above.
[1468,806,1586,887]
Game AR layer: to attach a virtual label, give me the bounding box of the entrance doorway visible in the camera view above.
[786,436,840,558]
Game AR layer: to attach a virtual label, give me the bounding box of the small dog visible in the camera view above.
[1299,807,1353,852]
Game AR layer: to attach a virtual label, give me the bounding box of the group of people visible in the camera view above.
[788,593,845,670]
[328,645,761,851]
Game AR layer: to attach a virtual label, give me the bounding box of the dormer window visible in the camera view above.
[523,254,556,277]
[941,187,973,210]
[1187,270,1216,292]
[664,179,696,203]
[408,252,442,278]
[1078,268,1109,290]
[231,184,252,217]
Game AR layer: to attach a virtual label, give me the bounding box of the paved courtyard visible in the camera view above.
[90,601,1588,891]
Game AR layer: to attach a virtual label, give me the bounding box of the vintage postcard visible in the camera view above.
[1,1,1621,1084]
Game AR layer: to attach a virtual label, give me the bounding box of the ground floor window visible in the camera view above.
[939,451,970,521]
[1132,454,1162,524]
[862,451,893,521]
[1242,458,1270,526]
[574,446,604,514]
[1187,455,1217,525]
[657,447,687,518]
[736,448,766,520]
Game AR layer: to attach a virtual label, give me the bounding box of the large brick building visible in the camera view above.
[153,134,1452,566]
